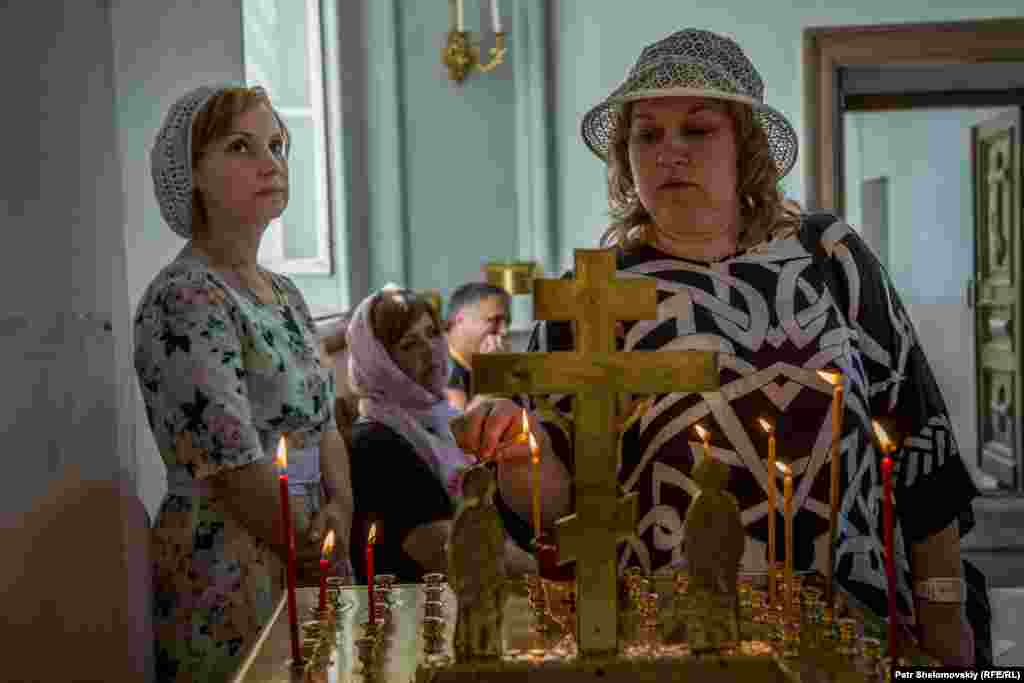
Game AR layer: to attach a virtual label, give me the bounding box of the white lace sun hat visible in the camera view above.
[150,84,287,239]
[581,28,798,179]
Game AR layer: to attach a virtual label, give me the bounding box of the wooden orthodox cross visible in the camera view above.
[473,249,719,656]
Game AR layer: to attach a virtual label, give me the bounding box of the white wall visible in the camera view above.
[110,0,246,523]
[0,2,149,679]
[845,107,1016,480]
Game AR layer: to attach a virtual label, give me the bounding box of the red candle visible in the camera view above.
[873,421,898,660]
[366,523,378,625]
[275,437,301,664]
[319,530,336,612]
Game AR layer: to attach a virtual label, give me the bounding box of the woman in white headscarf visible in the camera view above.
[136,85,351,682]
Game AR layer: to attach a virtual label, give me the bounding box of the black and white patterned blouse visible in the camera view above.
[527,213,979,623]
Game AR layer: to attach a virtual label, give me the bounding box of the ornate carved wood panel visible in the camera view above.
[974,109,1023,492]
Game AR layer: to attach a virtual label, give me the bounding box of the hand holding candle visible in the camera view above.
[758,418,778,604]
[276,437,301,664]
[872,420,899,660]
[818,370,844,607]
[318,530,336,612]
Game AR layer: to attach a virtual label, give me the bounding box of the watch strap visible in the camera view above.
[913,577,966,603]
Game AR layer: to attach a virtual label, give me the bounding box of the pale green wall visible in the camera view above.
[300,0,551,326]
[844,107,1014,304]
[550,2,1024,274]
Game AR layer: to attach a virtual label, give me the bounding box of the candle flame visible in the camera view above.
[275,436,288,470]
[817,370,842,385]
[321,529,336,557]
[872,420,894,453]
[528,430,539,463]
[694,424,709,440]
[521,409,529,433]
[368,522,378,545]
[776,461,791,475]
[758,417,773,434]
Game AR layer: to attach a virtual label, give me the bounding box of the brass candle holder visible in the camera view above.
[443,30,507,83]
[483,260,539,295]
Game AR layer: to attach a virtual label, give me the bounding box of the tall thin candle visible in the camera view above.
[275,437,301,664]
[818,370,844,607]
[758,418,778,604]
[528,419,542,541]
[779,461,794,617]
[366,523,378,626]
[873,421,898,661]
[318,530,336,612]
[456,0,465,32]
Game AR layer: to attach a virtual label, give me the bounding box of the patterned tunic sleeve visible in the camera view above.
[819,217,980,543]
[134,275,267,478]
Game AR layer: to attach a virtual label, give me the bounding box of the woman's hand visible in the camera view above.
[450,396,541,463]
[451,396,572,528]
[916,602,974,667]
[298,498,353,580]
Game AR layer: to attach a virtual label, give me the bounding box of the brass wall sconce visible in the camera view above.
[442,0,506,83]
[418,290,443,316]
[483,261,538,295]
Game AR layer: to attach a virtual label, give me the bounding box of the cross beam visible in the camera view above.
[474,249,719,656]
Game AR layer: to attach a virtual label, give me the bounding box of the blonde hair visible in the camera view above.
[190,87,290,237]
[599,100,800,252]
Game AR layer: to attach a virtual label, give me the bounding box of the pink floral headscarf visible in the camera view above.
[346,291,476,502]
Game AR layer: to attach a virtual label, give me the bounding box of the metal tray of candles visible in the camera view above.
[405,570,900,683]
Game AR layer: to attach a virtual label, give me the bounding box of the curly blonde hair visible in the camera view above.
[190,87,290,237]
[599,100,800,253]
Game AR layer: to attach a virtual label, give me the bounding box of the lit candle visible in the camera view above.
[275,437,301,664]
[526,410,542,541]
[777,460,794,618]
[491,0,502,33]
[758,417,778,604]
[694,423,712,462]
[366,523,378,626]
[456,0,465,32]
[818,370,844,607]
[318,530,336,612]
[873,420,898,661]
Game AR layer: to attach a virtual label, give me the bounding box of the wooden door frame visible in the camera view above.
[803,17,1024,214]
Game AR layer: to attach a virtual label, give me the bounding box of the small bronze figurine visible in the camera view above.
[683,449,745,651]
[447,464,506,661]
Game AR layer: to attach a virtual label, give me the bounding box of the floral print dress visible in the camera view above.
[134,246,336,683]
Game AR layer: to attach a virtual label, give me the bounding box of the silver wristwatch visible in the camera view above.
[913,577,966,603]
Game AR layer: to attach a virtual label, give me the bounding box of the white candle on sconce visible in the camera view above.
[491,0,502,33]
[456,0,465,32]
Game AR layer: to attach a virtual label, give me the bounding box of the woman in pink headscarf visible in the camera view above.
[345,288,569,582]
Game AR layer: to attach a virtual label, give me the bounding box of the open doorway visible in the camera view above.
[804,18,1024,497]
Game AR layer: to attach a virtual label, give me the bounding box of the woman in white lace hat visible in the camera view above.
[455,28,989,667]
[135,85,352,682]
